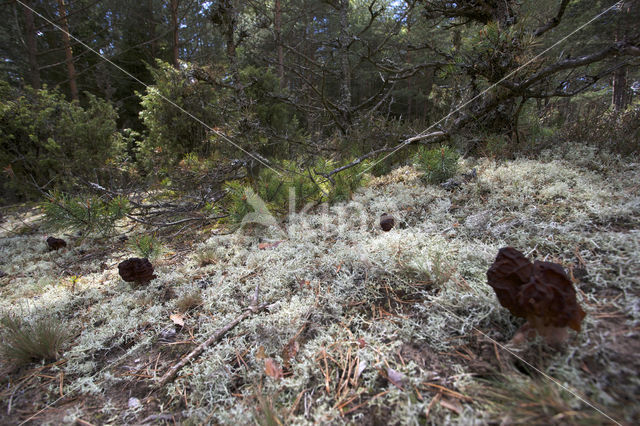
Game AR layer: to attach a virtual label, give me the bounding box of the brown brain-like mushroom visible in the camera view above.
[46,236,67,251]
[487,247,586,345]
[118,258,157,286]
[380,213,395,232]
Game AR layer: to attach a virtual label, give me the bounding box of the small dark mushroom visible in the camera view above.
[487,247,586,345]
[380,213,395,232]
[46,236,67,251]
[118,258,157,286]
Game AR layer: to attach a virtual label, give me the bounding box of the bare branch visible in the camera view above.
[503,41,640,93]
[533,0,571,37]
[155,302,272,387]
[318,131,446,179]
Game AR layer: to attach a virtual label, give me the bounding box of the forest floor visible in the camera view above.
[0,143,638,425]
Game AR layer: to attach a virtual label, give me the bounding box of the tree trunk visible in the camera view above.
[274,0,285,88]
[612,66,629,111]
[212,0,239,87]
[171,0,180,68]
[148,0,158,59]
[56,0,78,101]
[338,0,351,111]
[612,2,631,112]
[22,0,40,89]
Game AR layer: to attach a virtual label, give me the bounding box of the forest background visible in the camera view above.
[1,0,639,210]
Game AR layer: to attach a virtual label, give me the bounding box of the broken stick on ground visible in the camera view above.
[155,283,273,388]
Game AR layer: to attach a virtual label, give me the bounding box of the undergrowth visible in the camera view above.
[0,313,69,366]
[0,143,638,424]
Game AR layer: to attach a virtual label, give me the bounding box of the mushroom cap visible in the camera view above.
[46,236,67,251]
[118,258,157,284]
[380,213,395,232]
[487,247,585,331]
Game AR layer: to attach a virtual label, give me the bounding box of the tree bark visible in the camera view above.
[171,0,180,68]
[612,66,629,111]
[23,0,40,89]
[211,0,240,87]
[274,0,285,88]
[612,2,631,111]
[56,0,78,101]
[148,0,158,59]
[338,0,351,111]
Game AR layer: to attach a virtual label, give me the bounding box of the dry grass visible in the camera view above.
[0,313,69,366]
[175,291,203,313]
[470,374,608,425]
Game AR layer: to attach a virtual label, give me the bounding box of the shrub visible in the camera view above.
[414,145,459,184]
[559,101,640,155]
[0,81,118,200]
[0,313,69,366]
[224,181,255,226]
[137,61,236,168]
[483,134,510,158]
[223,157,370,227]
[128,233,162,259]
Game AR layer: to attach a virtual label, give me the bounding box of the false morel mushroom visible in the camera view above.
[487,247,586,345]
[380,213,395,232]
[118,258,157,286]
[46,236,67,251]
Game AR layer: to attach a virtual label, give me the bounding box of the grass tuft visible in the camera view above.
[0,313,69,365]
[176,291,203,313]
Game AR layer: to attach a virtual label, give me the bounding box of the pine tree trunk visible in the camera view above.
[56,0,78,101]
[612,1,631,111]
[148,0,158,59]
[171,0,179,67]
[274,0,285,88]
[23,0,40,89]
[338,0,351,111]
[612,66,629,111]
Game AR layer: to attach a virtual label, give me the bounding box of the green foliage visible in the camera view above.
[224,181,254,226]
[42,191,130,236]
[0,313,69,366]
[128,234,162,259]
[239,65,292,134]
[414,146,459,184]
[483,134,510,157]
[137,61,233,168]
[223,157,369,226]
[138,61,300,172]
[0,81,118,200]
[315,158,370,203]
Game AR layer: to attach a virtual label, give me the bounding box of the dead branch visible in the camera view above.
[318,130,446,180]
[503,41,640,93]
[155,282,273,388]
[533,0,570,37]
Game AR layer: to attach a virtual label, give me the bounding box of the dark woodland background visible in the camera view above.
[1,0,639,209]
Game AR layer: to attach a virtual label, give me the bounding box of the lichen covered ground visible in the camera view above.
[0,143,638,425]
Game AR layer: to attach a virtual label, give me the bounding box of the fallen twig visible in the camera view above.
[155,283,273,388]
